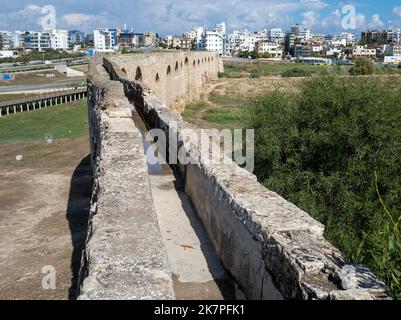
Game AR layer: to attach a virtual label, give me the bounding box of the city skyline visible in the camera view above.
[1,1,401,35]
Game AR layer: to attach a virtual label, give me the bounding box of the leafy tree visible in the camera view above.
[242,75,401,298]
[349,58,375,75]
[121,47,130,54]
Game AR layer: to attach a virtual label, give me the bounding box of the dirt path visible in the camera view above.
[0,137,91,300]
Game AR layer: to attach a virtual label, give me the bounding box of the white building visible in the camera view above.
[0,50,20,58]
[184,26,204,49]
[94,28,117,52]
[215,22,226,35]
[255,29,268,42]
[353,45,376,58]
[229,30,256,52]
[0,31,13,49]
[201,22,226,55]
[24,31,51,52]
[393,44,401,56]
[269,28,285,44]
[297,29,311,42]
[255,41,283,58]
[201,30,225,55]
[48,29,69,50]
[12,31,25,48]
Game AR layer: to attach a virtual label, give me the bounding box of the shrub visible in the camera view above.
[282,67,311,77]
[349,58,375,76]
[250,69,261,78]
[243,75,401,298]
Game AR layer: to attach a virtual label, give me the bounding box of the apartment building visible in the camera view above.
[68,30,85,45]
[94,28,117,52]
[200,22,227,55]
[48,29,69,50]
[143,32,158,47]
[24,31,51,51]
[269,28,285,44]
[255,41,283,58]
[184,27,204,50]
[361,29,401,44]
[352,45,376,58]
[0,31,13,49]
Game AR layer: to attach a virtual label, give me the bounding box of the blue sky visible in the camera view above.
[1,1,401,35]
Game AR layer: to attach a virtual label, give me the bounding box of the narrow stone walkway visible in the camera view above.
[134,112,237,300]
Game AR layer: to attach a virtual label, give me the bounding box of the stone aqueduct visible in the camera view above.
[104,51,223,111]
[77,51,389,300]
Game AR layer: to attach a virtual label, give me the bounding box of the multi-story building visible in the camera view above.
[255,41,283,58]
[85,34,94,47]
[200,22,227,55]
[165,35,182,48]
[117,27,143,48]
[393,44,401,56]
[0,31,13,49]
[361,29,401,44]
[254,29,269,42]
[297,28,312,42]
[24,31,51,52]
[184,27,204,50]
[143,32,158,47]
[68,30,85,45]
[294,44,312,58]
[201,30,226,54]
[12,31,25,48]
[269,28,285,44]
[94,28,117,52]
[48,29,69,50]
[347,45,376,59]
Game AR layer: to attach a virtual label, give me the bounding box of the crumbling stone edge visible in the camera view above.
[76,57,175,300]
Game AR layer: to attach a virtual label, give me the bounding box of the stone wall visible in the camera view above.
[103,53,390,300]
[106,51,223,112]
[77,57,175,300]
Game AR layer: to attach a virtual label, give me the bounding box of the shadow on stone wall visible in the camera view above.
[66,155,92,300]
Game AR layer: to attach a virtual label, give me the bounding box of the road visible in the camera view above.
[0,79,86,93]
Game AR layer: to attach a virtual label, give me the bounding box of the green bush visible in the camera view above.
[282,67,312,77]
[250,69,261,78]
[243,75,401,298]
[349,58,375,76]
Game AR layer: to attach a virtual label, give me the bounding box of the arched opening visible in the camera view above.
[167,65,171,75]
[208,57,210,62]
[193,60,196,66]
[175,61,179,71]
[185,57,189,65]
[198,59,200,64]
[122,68,127,74]
[135,67,142,81]
[155,73,160,82]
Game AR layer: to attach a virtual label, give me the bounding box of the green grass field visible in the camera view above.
[221,62,352,78]
[0,100,88,142]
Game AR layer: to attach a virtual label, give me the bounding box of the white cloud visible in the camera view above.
[63,14,93,26]
[393,6,401,18]
[61,12,118,31]
[0,5,45,30]
[301,11,319,28]
[367,14,384,29]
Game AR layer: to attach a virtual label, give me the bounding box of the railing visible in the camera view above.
[0,87,87,117]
